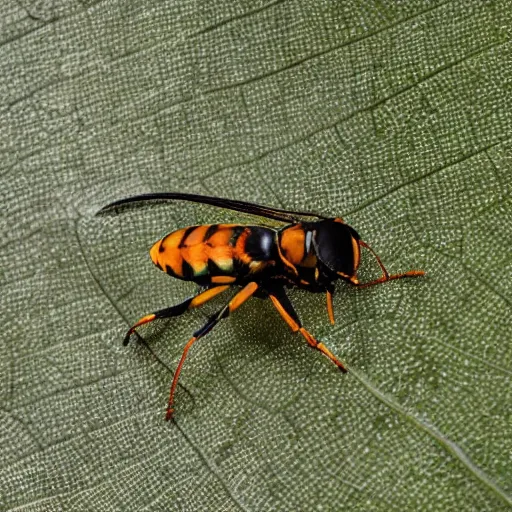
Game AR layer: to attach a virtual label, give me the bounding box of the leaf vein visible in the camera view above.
[351,368,512,508]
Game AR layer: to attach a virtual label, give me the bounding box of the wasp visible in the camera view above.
[99,192,424,420]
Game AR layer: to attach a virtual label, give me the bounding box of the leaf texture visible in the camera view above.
[1,1,511,510]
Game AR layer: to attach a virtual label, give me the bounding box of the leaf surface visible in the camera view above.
[1,1,511,510]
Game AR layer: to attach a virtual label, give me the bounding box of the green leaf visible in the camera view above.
[2,1,511,510]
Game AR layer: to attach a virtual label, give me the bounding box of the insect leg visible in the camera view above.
[326,285,335,325]
[268,287,347,372]
[123,285,230,345]
[166,282,259,420]
[351,240,425,288]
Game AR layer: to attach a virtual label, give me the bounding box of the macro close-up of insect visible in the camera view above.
[99,193,425,420]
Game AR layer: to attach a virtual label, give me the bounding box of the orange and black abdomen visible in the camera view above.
[149,224,278,285]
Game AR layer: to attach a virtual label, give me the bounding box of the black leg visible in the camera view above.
[123,285,230,345]
[166,282,259,420]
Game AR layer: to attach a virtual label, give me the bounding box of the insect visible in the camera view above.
[99,192,424,420]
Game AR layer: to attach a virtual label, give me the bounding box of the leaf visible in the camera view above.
[1,1,511,510]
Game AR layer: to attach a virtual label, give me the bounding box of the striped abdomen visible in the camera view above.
[149,224,277,284]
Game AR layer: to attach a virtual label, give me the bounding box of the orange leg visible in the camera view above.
[123,285,230,345]
[166,282,259,420]
[326,288,335,325]
[268,288,347,372]
[350,240,425,288]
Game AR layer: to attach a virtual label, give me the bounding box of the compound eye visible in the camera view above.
[313,220,360,277]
